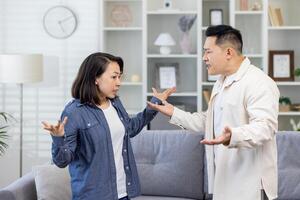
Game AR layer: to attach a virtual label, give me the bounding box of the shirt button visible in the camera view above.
[125,166,129,170]
[123,149,127,153]
[120,117,123,121]
[127,182,131,186]
[64,149,67,152]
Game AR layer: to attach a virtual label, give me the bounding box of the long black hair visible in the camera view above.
[71,52,123,105]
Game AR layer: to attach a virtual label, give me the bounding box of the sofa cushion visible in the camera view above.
[131,130,205,199]
[0,172,37,200]
[277,131,300,199]
[133,195,195,200]
[32,164,71,200]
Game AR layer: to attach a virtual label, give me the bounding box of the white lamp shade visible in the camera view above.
[154,33,176,46]
[0,54,43,83]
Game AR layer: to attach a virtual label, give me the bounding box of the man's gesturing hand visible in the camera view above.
[200,126,232,146]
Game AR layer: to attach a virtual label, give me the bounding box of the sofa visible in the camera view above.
[0,130,300,200]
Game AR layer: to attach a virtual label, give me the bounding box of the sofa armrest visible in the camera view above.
[0,172,37,200]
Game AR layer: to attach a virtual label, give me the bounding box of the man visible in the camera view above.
[148,25,279,200]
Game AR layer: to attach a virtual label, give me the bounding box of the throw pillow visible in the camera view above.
[32,164,71,200]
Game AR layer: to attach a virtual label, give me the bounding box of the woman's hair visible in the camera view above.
[206,25,243,54]
[71,52,123,105]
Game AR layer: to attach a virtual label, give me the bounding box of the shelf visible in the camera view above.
[104,0,142,2]
[147,92,197,97]
[202,82,215,86]
[279,112,300,116]
[234,11,263,15]
[103,27,142,31]
[245,54,263,58]
[268,26,300,30]
[276,82,300,86]
[147,10,197,15]
[202,81,300,86]
[203,0,229,2]
[122,82,143,86]
[126,109,141,115]
[147,54,198,58]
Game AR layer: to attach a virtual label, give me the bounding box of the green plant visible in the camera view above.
[0,112,11,156]
[295,68,300,77]
[279,96,291,105]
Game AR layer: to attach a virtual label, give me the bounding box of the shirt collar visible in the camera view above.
[74,98,117,107]
[215,56,251,88]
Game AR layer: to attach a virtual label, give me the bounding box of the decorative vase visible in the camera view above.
[180,32,192,54]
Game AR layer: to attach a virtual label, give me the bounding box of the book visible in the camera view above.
[268,5,275,26]
[240,0,248,11]
[275,8,284,26]
[203,89,211,105]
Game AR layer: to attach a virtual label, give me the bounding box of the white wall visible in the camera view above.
[0,0,100,187]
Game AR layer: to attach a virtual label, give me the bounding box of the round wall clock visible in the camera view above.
[43,5,77,39]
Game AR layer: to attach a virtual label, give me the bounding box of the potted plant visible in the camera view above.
[279,96,291,112]
[0,112,11,156]
[290,119,300,131]
[295,68,300,81]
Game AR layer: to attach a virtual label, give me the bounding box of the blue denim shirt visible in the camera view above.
[51,96,161,200]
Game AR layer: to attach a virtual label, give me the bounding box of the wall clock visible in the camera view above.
[43,5,77,39]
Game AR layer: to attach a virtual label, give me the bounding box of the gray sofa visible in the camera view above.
[1,130,300,200]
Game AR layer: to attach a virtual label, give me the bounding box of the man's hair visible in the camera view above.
[71,52,123,105]
[205,25,243,54]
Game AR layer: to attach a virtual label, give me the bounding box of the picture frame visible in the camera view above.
[110,4,133,27]
[269,50,294,81]
[155,63,179,90]
[209,9,223,26]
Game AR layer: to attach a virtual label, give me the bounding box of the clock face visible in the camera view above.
[43,6,77,39]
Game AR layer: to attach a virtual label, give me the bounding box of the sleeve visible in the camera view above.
[51,110,79,168]
[169,107,206,132]
[228,80,280,148]
[126,96,161,138]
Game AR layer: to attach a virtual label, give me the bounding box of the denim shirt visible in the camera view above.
[51,96,161,200]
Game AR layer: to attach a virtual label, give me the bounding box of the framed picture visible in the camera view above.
[269,50,294,81]
[155,63,179,90]
[209,9,223,26]
[110,4,132,27]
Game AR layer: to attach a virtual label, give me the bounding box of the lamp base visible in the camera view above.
[159,46,171,55]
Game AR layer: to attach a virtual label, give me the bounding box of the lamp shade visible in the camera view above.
[154,33,176,46]
[0,54,43,83]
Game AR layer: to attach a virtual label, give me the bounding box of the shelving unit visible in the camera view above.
[100,0,300,130]
[101,0,144,115]
[268,0,300,130]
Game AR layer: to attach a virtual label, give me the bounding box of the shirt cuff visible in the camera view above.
[148,96,162,110]
[228,127,241,148]
[51,135,65,146]
[169,107,185,126]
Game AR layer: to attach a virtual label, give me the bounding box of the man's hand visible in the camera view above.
[147,99,174,117]
[200,126,232,146]
[41,116,67,137]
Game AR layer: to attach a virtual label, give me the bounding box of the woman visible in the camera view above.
[42,52,175,200]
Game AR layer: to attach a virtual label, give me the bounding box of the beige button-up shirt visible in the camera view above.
[170,57,279,200]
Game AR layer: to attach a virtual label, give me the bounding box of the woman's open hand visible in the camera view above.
[152,87,176,101]
[41,117,67,137]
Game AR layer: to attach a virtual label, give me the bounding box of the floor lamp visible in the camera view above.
[0,54,43,177]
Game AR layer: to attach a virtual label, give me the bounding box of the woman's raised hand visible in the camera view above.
[41,116,67,137]
[152,87,176,101]
[148,87,176,117]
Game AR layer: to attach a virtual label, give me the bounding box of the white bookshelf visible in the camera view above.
[100,0,300,130]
